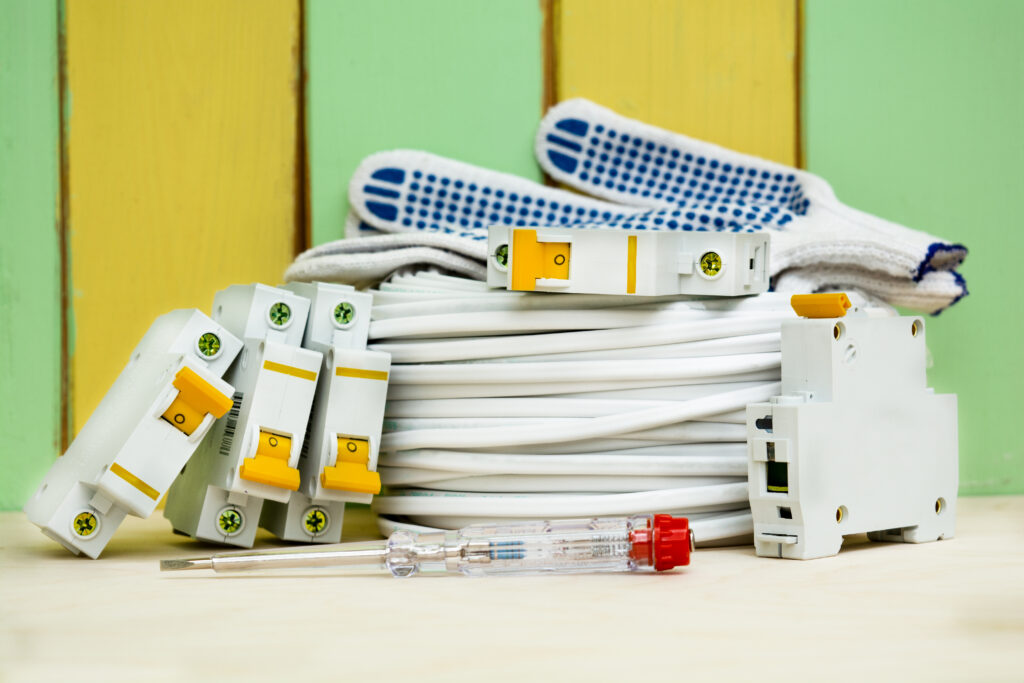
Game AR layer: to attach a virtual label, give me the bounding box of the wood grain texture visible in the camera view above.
[65,0,301,434]
[0,0,62,509]
[554,0,798,165]
[306,0,545,245]
[2,498,1022,679]
[803,0,1024,494]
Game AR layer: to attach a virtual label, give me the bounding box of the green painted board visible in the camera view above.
[0,0,63,509]
[804,0,1024,494]
[306,0,545,245]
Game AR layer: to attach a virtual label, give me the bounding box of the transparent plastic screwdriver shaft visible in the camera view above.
[161,514,693,577]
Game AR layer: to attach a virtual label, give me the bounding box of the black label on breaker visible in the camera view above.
[218,392,244,457]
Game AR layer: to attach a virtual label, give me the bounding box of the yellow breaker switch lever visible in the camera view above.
[161,366,235,436]
[790,293,852,319]
[321,436,381,495]
[239,430,300,490]
[510,229,571,291]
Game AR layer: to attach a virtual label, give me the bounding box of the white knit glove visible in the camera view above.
[289,99,967,313]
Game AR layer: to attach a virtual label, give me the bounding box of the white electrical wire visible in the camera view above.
[380,382,777,451]
[381,471,742,493]
[382,370,781,401]
[378,444,747,475]
[374,482,750,517]
[370,316,788,362]
[365,273,806,543]
[385,397,748,421]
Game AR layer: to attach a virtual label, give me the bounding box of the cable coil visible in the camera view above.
[369,272,801,545]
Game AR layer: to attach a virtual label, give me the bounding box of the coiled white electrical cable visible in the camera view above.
[375,482,750,516]
[384,397,749,420]
[371,317,786,362]
[383,370,781,401]
[380,382,778,451]
[366,273,814,545]
[379,444,748,475]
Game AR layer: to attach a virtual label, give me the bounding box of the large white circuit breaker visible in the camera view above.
[260,282,390,543]
[746,293,958,560]
[164,284,322,548]
[24,310,242,558]
[487,225,769,296]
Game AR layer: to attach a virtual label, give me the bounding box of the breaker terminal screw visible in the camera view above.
[699,252,722,277]
[72,511,99,537]
[218,508,244,535]
[334,302,355,325]
[304,507,329,535]
[269,302,291,327]
[197,332,221,357]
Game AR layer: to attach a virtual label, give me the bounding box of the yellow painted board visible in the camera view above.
[66,0,300,432]
[554,0,799,166]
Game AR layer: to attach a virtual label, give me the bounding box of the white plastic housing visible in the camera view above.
[163,284,321,547]
[261,282,391,543]
[746,309,958,560]
[23,310,242,558]
[487,225,769,296]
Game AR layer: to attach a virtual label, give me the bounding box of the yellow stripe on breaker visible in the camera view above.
[336,367,390,382]
[626,235,637,294]
[110,463,160,500]
[263,360,317,381]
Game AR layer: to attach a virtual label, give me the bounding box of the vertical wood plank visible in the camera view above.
[0,0,62,509]
[306,0,545,245]
[555,0,799,166]
[804,0,1024,494]
[65,0,301,433]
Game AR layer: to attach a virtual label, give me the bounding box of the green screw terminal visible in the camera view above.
[196,332,221,357]
[72,511,99,537]
[304,507,328,535]
[217,508,243,535]
[268,302,291,327]
[699,251,723,277]
[334,301,355,326]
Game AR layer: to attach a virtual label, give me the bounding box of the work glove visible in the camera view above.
[287,99,967,313]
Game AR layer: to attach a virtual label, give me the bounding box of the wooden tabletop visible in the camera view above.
[2,496,1022,681]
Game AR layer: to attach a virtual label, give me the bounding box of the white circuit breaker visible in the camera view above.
[486,225,769,296]
[746,293,958,560]
[24,310,242,558]
[164,284,322,548]
[260,282,391,543]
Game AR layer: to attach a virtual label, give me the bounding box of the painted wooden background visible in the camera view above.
[803,0,1024,495]
[64,0,302,437]
[554,0,798,166]
[2,0,1021,507]
[306,0,546,245]
[0,0,62,509]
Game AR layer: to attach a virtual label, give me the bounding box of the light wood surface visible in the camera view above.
[555,0,799,165]
[65,0,301,434]
[2,497,1021,681]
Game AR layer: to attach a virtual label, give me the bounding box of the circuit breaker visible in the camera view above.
[487,225,769,296]
[746,293,958,560]
[24,310,242,558]
[164,284,322,548]
[260,282,391,543]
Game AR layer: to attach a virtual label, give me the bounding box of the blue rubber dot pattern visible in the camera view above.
[540,116,811,221]
[358,164,774,240]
